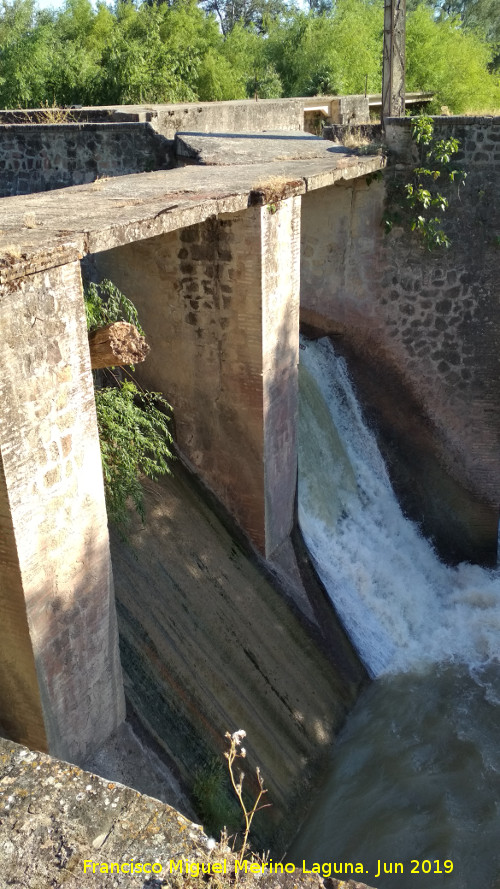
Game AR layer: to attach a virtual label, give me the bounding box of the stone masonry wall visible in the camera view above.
[0,261,125,761]
[301,117,500,564]
[0,122,172,196]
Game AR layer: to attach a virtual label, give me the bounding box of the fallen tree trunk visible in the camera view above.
[89,322,150,370]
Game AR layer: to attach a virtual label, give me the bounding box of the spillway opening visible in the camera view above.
[291,336,500,888]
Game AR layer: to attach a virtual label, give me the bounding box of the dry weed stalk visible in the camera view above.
[248,176,302,206]
[33,101,76,125]
[224,730,270,867]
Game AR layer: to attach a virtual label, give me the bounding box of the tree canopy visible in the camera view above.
[0,0,498,112]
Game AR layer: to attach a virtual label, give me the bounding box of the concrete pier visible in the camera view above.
[0,262,124,762]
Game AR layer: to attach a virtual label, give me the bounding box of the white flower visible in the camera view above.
[232,729,246,745]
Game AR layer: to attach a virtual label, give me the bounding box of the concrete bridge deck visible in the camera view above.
[0,131,384,282]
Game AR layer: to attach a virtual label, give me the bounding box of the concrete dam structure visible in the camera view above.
[0,99,498,852]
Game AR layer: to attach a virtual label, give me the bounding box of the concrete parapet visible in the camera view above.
[150,98,305,140]
[330,95,370,125]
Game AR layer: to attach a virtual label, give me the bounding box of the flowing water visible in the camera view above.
[291,337,500,889]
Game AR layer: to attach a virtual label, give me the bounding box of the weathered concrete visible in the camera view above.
[0,97,306,137]
[0,134,384,560]
[175,130,350,165]
[108,463,366,850]
[0,735,210,887]
[330,95,370,126]
[90,198,300,556]
[0,138,383,758]
[0,736,377,889]
[0,261,125,761]
[0,140,385,285]
[301,117,500,564]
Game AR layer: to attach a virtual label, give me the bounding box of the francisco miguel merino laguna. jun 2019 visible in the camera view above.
[82,857,454,878]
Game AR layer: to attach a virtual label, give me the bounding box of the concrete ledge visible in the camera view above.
[0,736,376,889]
[0,145,386,282]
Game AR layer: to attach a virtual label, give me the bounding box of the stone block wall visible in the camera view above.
[0,122,172,196]
[301,117,500,564]
[0,261,125,761]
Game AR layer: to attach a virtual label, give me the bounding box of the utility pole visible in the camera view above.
[382,0,406,123]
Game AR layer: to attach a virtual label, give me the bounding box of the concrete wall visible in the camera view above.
[110,464,365,851]
[0,122,171,197]
[89,199,301,557]
[330,95,370,125]
[0,261,125,761]
[149,98,305,140]
[301,117,500,564]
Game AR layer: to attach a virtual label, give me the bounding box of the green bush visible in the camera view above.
[94,381,173,532]
[192,756,241,838]
[84,278,144,336]
[0,0,498,114]
[84,279,173,536]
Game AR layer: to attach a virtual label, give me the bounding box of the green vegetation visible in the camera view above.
[85,278,145,335]
[84,279,173,535]
[384,114,466,249]
[0,0,498,113]
[192,730,269,856]
[192,755,242,838]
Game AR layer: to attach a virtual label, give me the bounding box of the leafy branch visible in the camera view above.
[85,279,145,336]
[84,279,173,536]
[385,115,467,250]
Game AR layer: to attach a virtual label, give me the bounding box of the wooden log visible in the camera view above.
[88,322,150,370]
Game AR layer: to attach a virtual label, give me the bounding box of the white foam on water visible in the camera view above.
[298,336,500,678]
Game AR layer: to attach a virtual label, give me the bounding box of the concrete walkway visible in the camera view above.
[0,133,385,282]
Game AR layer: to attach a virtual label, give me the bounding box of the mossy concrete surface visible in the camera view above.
[0,734,207,887]
[110,463,366,852]
[0,736,376,889]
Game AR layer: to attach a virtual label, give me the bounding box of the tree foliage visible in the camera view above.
[84,279,173,536]
[406,4,499,111]
[0,0,498,112]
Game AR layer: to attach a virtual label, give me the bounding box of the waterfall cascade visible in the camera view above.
[298,336,499,679]
[293,337,500,889]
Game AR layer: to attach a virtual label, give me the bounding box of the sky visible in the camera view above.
[36,0,99,10]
